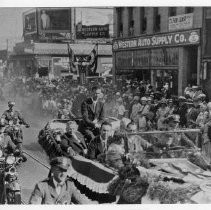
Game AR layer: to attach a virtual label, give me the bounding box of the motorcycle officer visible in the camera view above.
[0,118,19,204]
[2,101,29,161]
[2,101,30,127]
[0,118,17,156]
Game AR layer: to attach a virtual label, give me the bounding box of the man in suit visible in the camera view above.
[186,98,200,128]
[29,156,95,204]
[80,86,105,143]
[60,121,87,157]
[87,121,112,160]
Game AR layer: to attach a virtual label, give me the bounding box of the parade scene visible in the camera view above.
[2,5,211,205]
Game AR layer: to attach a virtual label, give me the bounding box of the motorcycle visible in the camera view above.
[5,120,29,147]
[0,149,22,204]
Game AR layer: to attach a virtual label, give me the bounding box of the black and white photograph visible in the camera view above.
[1,1,211,206]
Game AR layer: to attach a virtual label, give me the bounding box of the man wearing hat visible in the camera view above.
[139,97,150,115]
[2,101,30,160]
[0,118,17,156]
[29,156,93,204]
[1,101,30,127]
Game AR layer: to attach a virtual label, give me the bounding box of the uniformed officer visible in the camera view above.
[2,101,29,161]
[1,101,30,127]
[29,156,95,204]
[0,118,16,155]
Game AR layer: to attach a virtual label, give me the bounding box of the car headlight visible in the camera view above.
[0,149,2,158]
[6,156,15,165]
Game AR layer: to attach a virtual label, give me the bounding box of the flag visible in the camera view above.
[88,44,98,74]
[67,43,77,73]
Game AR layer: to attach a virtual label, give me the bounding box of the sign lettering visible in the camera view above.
[169,13,193,31]
[113,29,200,51]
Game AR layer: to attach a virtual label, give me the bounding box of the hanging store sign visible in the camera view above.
[169,13,193,31]
[76,24,109,39]
[112,29,200,51]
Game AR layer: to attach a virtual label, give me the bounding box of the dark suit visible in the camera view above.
[186,106,200,128]
[60,132,87,156]
[80,98,105,142]
[178,104,188,127]
[29,177,91,204]
[87,136,105,160]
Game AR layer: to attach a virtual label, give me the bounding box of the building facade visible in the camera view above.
[9,7,113,82]
[112,7,203,96]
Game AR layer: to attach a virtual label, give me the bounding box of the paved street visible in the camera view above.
[0,101,52,203]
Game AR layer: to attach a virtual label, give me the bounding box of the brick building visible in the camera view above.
[112,7,203,95]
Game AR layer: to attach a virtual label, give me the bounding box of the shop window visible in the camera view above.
[154,7,160,32]
[142,17,147,34]
[185,7,194,14]
[169,7,177,17]
[117,7,123,38]
[119,23,123,37]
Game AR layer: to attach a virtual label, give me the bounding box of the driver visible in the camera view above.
[1,101,30,127]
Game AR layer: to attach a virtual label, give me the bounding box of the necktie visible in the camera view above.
[56,183,63,195]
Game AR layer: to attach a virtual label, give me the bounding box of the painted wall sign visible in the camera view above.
[112,29,200,51]
[169,13,193,31]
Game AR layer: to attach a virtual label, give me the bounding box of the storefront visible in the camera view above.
[10,42,112,81]
[112,29,201,95]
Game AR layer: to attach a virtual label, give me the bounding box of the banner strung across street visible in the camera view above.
[112,29,200,51]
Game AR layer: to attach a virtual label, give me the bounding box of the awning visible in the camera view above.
[33,43,112,56]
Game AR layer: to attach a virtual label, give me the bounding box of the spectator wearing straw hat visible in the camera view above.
[156,99,169,130]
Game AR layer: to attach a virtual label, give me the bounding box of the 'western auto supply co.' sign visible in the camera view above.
[112,29,200,51]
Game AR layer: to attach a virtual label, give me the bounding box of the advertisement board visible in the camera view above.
[76,24,109,39]
[23,9,37,35]
[38,8,71,35]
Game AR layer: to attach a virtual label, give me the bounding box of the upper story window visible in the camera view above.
[154,7,160,32]
[128,7,134,36]
[116,7,123,37]
[169,7,177,17]
[185,7,194,14]
[140,7,147,34]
